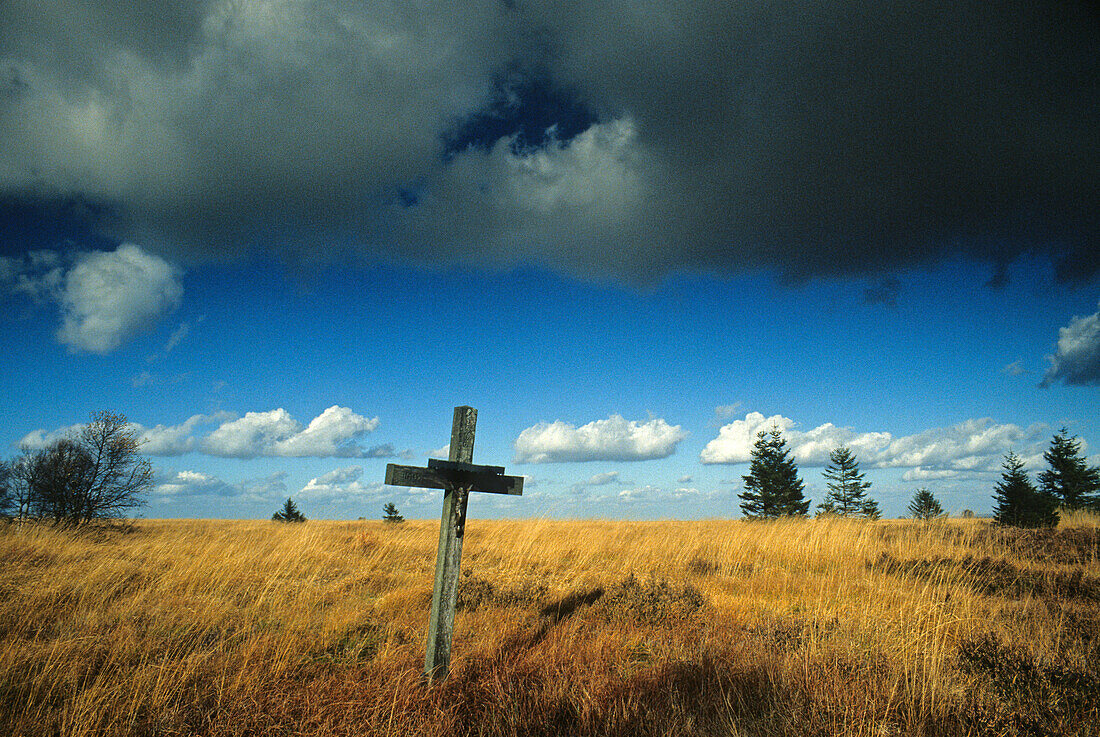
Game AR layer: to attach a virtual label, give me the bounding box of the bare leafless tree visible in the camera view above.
[9,411,152,525]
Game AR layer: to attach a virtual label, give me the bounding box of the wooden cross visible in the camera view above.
[383,406,523,680]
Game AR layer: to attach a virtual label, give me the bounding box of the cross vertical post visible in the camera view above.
[424,405,477,680]
[383,406,522,680]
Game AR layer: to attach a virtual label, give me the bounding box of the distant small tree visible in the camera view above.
[961,509,974,519]
[1038,428,1100,511]
[740,426,810,519]
[908,488,944,521]
[382,502,404,524]
[994,451,1058,528]
[272,497,306,523]
[817,446,879,519]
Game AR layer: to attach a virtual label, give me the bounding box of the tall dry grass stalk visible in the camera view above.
[1,513,1097,736]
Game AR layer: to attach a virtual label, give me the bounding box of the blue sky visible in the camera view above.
[1,1,1098,520]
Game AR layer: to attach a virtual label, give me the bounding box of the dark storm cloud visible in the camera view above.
[0,1,1096,283]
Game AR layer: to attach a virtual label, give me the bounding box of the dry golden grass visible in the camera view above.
[1,514,1098,736]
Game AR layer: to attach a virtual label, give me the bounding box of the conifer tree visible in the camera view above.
[740,426,809,519]
[908,488,944,521]
[817,446,878,518]
[1038,428,1100,511]
[993,451,1058,528]
[272,497,306,523]
[382,502,404,523]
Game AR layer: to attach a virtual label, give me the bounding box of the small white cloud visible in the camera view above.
[203,409,302,458]
[201,406,379,458]
[2,245,182,353]
[271,405,380,457]
[586,471,620,486]
[1042,302,1100,387]
[615,484,714,504]
[18,424,82,450]
[312,466,364,485]
[1001,360,1028,376]
[155,469,238,498]
[514,415,687,463]
[56,244,183,353]
[136,412,233,456]
[300,466,385,503]
[699,412,796,464]
[1,252,63,303]
[713,404,742,420]
[901,468,960,482]
[678,475,693,484]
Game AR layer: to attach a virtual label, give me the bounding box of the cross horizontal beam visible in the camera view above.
[385,462,524,496]
[428,459,506,476]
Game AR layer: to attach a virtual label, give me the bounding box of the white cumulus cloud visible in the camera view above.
[155,470,288,504]
[1,244,182,353]
[270,406,381,457]
[1042,301,1100,387]
[56,244,183,353]
[701,411,1046,474]
[202,406,380,458]
[300,466,386,503]
[514,415,687,463]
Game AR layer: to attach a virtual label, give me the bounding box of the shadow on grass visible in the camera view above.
[497,587,605,653]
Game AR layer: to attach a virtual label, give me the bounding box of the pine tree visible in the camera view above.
[908,488,944,521]
[1038,428,1100,511]
[993,451,1058,528]
[272,497,306,523]
[860,497,882,520]
[817,446,878,518]
[382,502,404,523]
[740,426,809,519]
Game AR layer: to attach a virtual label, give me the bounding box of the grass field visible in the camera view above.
[1,514,1098,736]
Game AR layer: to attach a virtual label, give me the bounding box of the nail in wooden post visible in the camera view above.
[424,406,477,680]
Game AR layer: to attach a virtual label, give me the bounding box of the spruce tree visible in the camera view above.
[1038,428,1100,511]
[272,497,306,522]
[740,426,809,519]
[993,451,1058,528]
[382,502,404,523]
[908,488,944,521]
[817,446,878,518]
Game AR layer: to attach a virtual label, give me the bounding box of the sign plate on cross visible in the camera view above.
[382,406,523,680]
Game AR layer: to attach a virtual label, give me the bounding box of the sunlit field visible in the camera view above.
[1,514,1098,736]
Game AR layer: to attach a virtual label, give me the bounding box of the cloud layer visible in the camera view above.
[21,406,384,459]
[0,244,182,352]
[514,415,686,463]
[2,1,1095,283]
[700,411,1048,477]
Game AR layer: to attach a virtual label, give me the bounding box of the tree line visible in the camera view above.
[738,425,1100,526]
[3,411,1096,527]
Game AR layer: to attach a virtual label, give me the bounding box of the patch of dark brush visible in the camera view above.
[307,621,386,665]
[687,556,720,576]
[873,553,1100,602]
[972,525,1100,565]
[456,571,549,611]
[958,633,1100,736]
[590,573,708,624]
